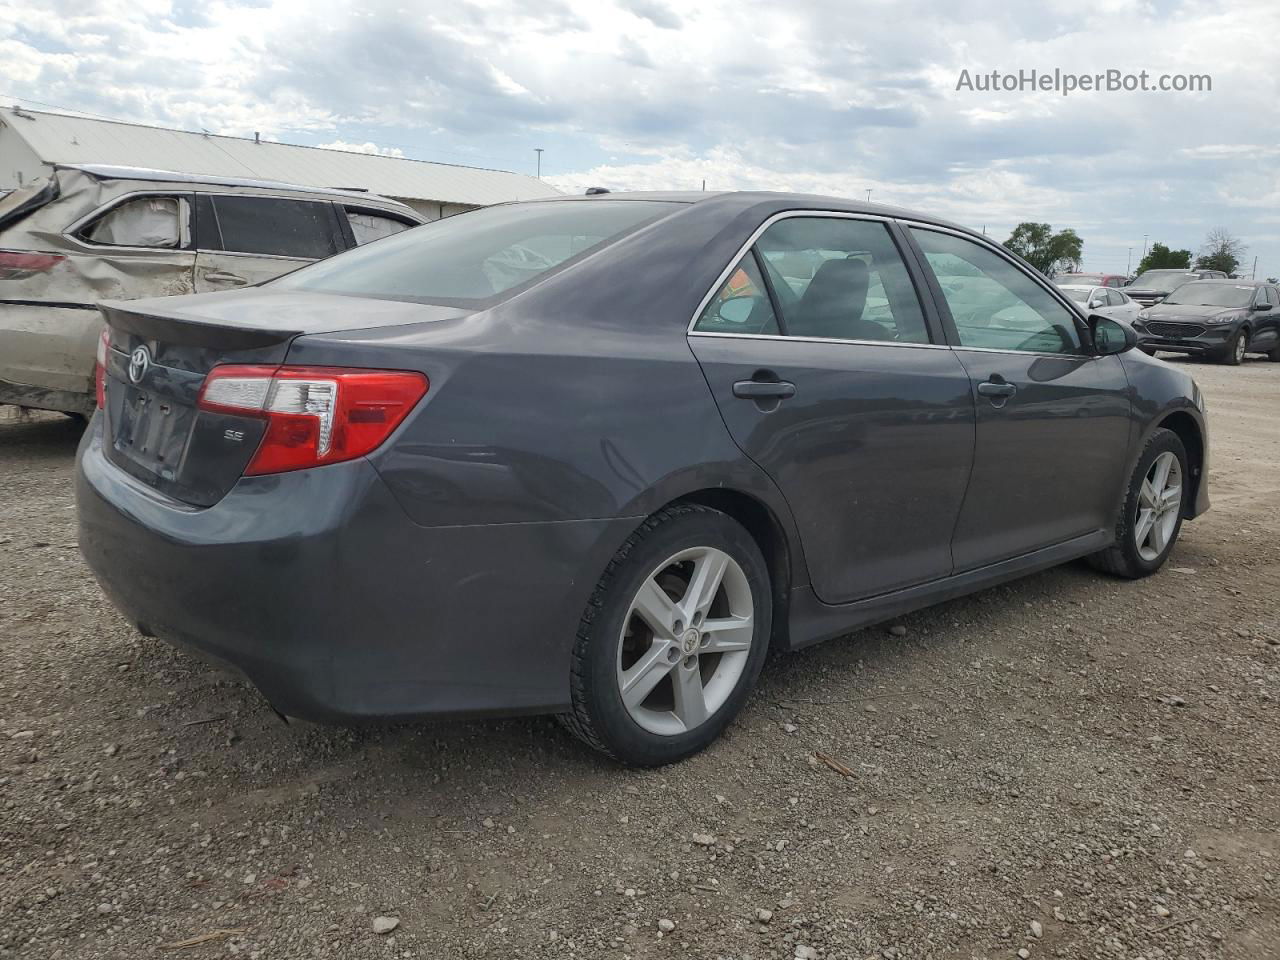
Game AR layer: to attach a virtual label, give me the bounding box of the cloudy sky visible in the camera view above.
[3,0,1278,277]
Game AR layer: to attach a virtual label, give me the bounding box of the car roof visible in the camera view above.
[55,163,405,203]
[527,189,976,235]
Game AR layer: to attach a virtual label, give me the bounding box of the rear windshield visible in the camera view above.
[273,199,681,305]
[0,177,59,231]
[1059,287,1093,303]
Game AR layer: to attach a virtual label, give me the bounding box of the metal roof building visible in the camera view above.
[0,107,560,219]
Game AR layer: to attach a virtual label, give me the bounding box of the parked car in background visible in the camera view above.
[1057,272,1128,288]
[1124,268,1228,308]
[78,191,1209,766]
[1134,279,1280,364]
[0,164,423,416]
[1056,283,1142,323]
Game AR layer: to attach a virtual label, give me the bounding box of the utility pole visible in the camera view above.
[1142,234,1148,259]
[865,188,872,202]
[1252,255,1258,280]
[534,148,544,179]
[1127,247,1132,275]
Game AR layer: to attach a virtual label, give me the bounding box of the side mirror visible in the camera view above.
[1252,302,1272,312]
[1087,298,1105,310]
[1090,314,1137,356]
[716,295,757,325]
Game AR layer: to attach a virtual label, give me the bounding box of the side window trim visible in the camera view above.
[750,246,789,336]
[64,191,193,252]
[686,210,947,348]
[898,222,1092,356]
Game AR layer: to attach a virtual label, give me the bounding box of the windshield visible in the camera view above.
[273,199,682,305]
[1162,282,1255,308]
[1131,270,1197,293]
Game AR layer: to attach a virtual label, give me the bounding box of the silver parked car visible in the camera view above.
[1056,283,1142,323]
[0,164,423,416]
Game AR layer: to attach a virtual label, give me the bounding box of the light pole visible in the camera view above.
[865,188,872,202]
[1127,247,1132,275]
[535,148,544,179]
[1142,234,1148,260]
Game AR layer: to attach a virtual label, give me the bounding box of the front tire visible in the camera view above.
[1088,428,1189,579]
[559,504,771,766]
[1219,328,1248,365]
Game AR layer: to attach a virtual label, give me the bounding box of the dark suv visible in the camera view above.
[1134,280,1280,364]
[1125,268,1227,308]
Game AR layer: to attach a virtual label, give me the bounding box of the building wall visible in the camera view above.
[0,118,51,189]
[394,197,480,221]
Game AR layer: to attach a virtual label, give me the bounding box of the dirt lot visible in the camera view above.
[2,357,1278,960]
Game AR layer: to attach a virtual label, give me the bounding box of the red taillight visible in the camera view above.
[94,328,110,409]
[197,365,429,475]
[0,250,65,280]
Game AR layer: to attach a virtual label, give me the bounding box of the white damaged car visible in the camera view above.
[0,164,422,416]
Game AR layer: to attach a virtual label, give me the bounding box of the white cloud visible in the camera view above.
[2,0,1279,273]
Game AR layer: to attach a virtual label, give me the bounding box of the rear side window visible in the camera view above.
[694,217,929,344]
[273,199,681,304]
[83,196,183,248]
[210,196,340,259]
[694,253,781,335]
[345,208,414,245]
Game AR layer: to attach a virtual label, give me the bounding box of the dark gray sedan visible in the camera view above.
[76,192,1210,766]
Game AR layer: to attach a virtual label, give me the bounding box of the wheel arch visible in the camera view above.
[1154,409,1205,518]
[664,487,798,651]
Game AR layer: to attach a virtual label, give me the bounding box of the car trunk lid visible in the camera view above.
[99,290,466,507]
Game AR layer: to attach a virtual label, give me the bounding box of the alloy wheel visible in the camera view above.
[1235,333,1248,363]
[616,546,754,736]
[1135,451,1182,562]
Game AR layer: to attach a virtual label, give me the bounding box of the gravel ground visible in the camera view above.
[2,356,1278,960]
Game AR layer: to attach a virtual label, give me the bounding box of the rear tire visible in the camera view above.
[1268,346,1280,362]
[559,504,771,766]
[1088,428,1189,579]
[1219,329,1248,365]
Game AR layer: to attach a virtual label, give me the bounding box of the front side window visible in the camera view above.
[83,196,183,248]
[211,196,340,259]
[911,228,1082,354]
[346,208,414,245]
[274,199,680,304]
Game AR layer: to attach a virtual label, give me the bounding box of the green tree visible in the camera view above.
[1195,227,1246,275]
[1135,242,1192,274]
[1003,222,1083,277]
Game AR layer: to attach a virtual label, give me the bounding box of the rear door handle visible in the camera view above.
[203,271,248,285]
[977,379,1017,398]
[732,380,796,400]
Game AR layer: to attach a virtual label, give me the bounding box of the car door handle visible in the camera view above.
[733,380,796,400]
[977,379,1017,398]
[203,271,248,285]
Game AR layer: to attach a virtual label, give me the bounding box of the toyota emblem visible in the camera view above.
[128,345,151,385]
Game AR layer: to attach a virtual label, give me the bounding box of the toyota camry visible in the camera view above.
[76,191,1210,766]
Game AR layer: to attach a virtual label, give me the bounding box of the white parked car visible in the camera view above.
[1055,283,1141,323]
[0,164,423,416]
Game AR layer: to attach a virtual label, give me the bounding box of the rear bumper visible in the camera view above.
[0,301,99,412]
[75,417,634,722]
